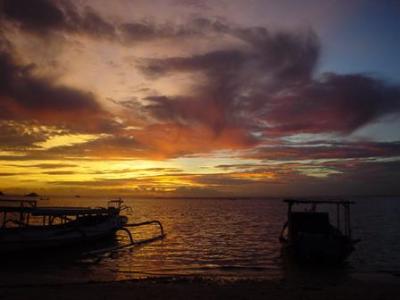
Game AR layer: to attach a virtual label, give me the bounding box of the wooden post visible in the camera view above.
[336,203,340,232]
[347,204,352,238]
[344,204,349,237]
[19,210,24,224]
[288,202,293,242]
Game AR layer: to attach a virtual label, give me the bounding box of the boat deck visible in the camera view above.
[284,199,355,205]
[0,198,119,217]
[0,206,115,216]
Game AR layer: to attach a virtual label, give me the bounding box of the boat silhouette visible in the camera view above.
[0,198,165,256]
[279,199,360,264]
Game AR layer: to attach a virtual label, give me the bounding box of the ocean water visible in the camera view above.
[1,197,400,285]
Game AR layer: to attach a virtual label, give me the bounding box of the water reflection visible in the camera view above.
[1,197,399,285]
[109,198,285,281]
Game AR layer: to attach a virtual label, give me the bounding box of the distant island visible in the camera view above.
[25,192,39,197]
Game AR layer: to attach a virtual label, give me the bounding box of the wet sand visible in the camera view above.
[1,275,399,300]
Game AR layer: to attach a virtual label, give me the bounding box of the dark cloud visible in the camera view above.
[1,1,400,163]
[43,170,76,175]
[139,28,318,83]
[0,121,47,148]
[120,17,229,43]
[135,29,318,139]
[68,5,115,38]
[1,0,66,33]
[174,0,211,10]
[312,159,400,196]
[1,0,115,38]
[192,174,260,186]
[49,175,174,187]
[0,45,116,133]
[0,51,97,111]
[333,160,400,181]
[5,163,77,169]
[232,27,319,82]
[0,172,34,176]
[195,159,400,196]
[0,134,145,161]
[137,26,400,140]
[39,158,400,196]
[1,1,223,43]
[120,21,188,42]
[247,141,400,161]
[39,135,146,159]
[264,73,400,136]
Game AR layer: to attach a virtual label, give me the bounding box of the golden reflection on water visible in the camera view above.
[37,197,287,281]
[3,197,399,284]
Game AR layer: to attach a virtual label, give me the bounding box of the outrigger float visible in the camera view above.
[279,199,360,264]
[0,198,165,256]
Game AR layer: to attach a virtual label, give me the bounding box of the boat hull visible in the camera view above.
[0,215,127,255]
[281,234,355,264]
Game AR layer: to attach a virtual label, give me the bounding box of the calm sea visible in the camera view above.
[1,197,400,285]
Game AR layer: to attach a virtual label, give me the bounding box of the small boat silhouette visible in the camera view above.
[279,199,360,263]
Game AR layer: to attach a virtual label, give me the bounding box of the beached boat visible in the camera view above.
[279,199,359,263]
[0,198,165,255]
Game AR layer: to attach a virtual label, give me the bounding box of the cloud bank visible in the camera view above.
[1,0,400,195]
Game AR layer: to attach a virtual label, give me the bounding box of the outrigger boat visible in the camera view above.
[279,199,360,264]
[0,198,165,255]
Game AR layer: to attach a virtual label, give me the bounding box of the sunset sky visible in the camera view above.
[0,0,399,197]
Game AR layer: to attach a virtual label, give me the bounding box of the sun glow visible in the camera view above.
[35,134,103,150]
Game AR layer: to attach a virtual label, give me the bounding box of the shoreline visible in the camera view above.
[1,273,399,300]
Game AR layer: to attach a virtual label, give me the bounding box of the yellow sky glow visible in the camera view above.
[35,134,103,150]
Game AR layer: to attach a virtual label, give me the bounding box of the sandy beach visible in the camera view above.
[1,274,399,300]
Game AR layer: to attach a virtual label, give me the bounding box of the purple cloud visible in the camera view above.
[137,26,400,140]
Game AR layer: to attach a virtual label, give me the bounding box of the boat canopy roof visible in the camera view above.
[0,198,116,216]
[32,207,113,216]
[0,206,116,216]
[284,199,355,205]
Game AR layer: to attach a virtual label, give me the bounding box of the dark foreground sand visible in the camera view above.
[1,275,399,300]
